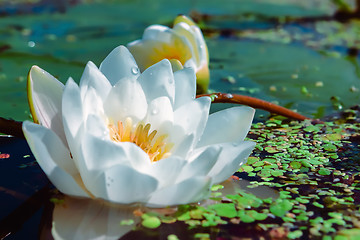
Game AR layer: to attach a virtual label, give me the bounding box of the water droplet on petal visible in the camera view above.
[168,77,174,84]
[226,93,233,98]
[107,177,114,186]
[131,67,139,75]
[151,108,158,115]
[28,41,35,48]
[101,130,108,140]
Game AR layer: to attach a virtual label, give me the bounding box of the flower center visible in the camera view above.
[108,117,173,162]
[149,40,192,67]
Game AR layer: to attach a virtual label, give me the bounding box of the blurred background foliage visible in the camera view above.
[0,0,359,121]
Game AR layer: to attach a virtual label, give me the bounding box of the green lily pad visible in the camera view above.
[270,199,293,217]
[208,203,237,218]
[142,215,162,229]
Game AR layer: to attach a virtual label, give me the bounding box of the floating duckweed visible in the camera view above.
[134,107,360,238]
[318,168,331,175]
[323,143,337,152]
[301,86,309,95]
[160,215,176,224]
[313,202,325,208]
[208,203,237,218]
[296,214,309,221]
[240,165,254,172]
[185,219,201,227]
[211,184,224,191]
[287,230,303,239]
[49,197,64,205]
[194,233,210,239]
[141,214,161,229]
[270,199,293,217]
[304,125,320,133]
[270,169,284,177]
[167,234,180,240]
[296,197,310,204]
[290,161,302,169]
[238,210,255,223]
[120,219,135,226]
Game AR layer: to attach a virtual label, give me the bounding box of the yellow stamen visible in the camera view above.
[122,117,132,142]
[108,118,173,162]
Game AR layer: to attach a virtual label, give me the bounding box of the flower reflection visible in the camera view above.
[48,178,279,240]
[51,196,139,240]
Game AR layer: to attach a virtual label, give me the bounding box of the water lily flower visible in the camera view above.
[127,15,210,93]
[23,45,255,207]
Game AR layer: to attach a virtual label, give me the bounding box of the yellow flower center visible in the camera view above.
[146,39,192,69]
[108,117,173,162]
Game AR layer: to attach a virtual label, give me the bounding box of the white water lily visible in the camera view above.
[23,45,255,207]
[127,15,210,93]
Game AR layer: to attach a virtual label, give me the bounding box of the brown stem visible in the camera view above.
[0,117,25,139]
[197,92,310,121]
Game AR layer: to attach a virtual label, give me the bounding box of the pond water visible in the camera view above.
[0,0,359,239]
[1,0,359,121]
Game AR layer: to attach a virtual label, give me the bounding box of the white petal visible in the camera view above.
[169,126,194,159]
[145,156,186,188]
[79,61,111,102]
[126,40,153,72]
[80,134,147,173]
[76,136,157,204]
[173,97,211,148]
[78,133,153,198]
[22,121,88,198]
[142,25,173,42]
[184,58,197,70]
[62,78,84,161]
[79,134,185,190]
[176,145,221,183]
[147,176,211,207]
[85,114,108,139]
[27,66,67,146]
[82,86,105,119]
[91,165,158,204]
[173,67,196,110]
[171,134,195,159]
[137,59,175,104]
[99,45,140,85]
[173,22,200,64]
[191,25,209,65]
[208,141,256,184]
[169,59,184,72]
[197,106,255,148]
[145,96,174,133]
[127,36,191,72]
[104,77,147,123]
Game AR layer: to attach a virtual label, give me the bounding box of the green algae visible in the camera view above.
[135,105,360,239]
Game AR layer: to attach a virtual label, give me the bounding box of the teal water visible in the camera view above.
[0,0,359,121]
